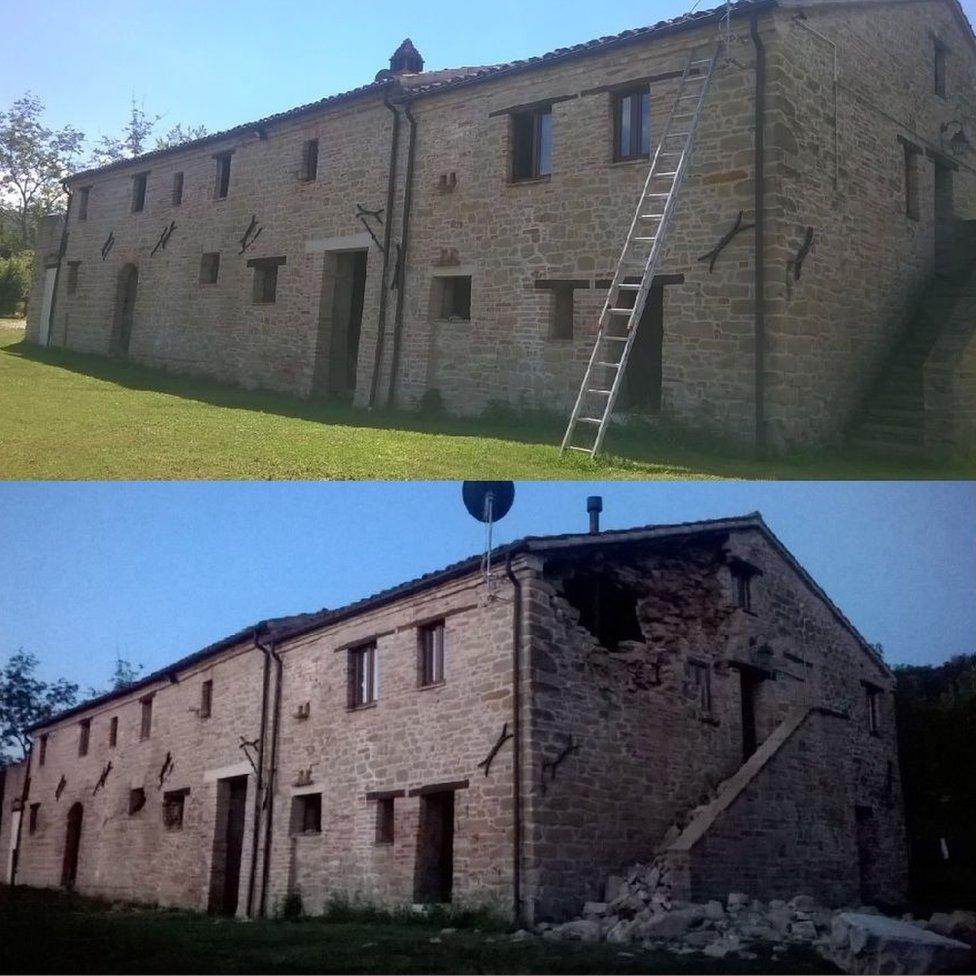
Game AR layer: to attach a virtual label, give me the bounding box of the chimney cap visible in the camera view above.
[389,38,424,75]
[586,496,603,513]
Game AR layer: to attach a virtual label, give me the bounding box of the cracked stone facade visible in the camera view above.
[25,0,976,450]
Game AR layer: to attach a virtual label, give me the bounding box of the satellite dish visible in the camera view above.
[462,481,515,523]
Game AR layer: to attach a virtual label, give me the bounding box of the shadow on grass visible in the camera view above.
[3,336,968,479]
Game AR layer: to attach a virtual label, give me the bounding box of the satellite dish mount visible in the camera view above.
[461,482,515,598]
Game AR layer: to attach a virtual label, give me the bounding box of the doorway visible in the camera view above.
[414,791,455,904]
[934,160,954,275]
[111,264,139,355]
[208,775,248,915]
[619,282,664,412]
[61,802,83,889]
[740,670,760,760]
[312,250,367,398]
[855,805,879,903]
[38,266,57,347]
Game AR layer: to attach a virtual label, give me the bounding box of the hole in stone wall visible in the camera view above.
[289,793,322,835]
[561,572,643,651]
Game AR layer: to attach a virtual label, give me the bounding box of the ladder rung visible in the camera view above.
[586,389,613,395]
[646,192,671,197]
[617,283,641,290]
[578,417,603,424]
[689,58,712,65]
[566,445,594,454]
[595,362,621,368]
[633,236,657,242]
[640,213,664,218]
[652,171,679,177]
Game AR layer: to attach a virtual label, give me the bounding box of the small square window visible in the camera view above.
[214,153,232,199]
[435,276,471,321]
[549,285,575,340]
[109,716,118,748]
[418,620,445,687]
[689,661,712,715]
[128,787,146,815]
[615,87,651,161]
[200,252,220,285]
[200,679,213,719]
[29,803,40,834]
[77,187,90,221]
[376,796,395,844]
[301,139,319,182]
[66,261,80,295]
[163,788,188,830]
[248,256,285,304]
[511,106,553,181]
[131,172,148,213]
[290,793,322,834]
[349,643,377,708]
[172,172,184,206]
[78,719,91,757]
[38,734,47,766]
[934,41,947,97]
[140,696,153,740]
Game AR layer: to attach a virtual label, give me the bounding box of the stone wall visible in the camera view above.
[762,0,976,447]
[519,526,904,921]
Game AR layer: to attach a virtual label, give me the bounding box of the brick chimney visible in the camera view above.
[389,38,424,75]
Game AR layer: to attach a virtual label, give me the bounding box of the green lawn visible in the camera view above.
[0,886,835,974]
[0,327,969,480]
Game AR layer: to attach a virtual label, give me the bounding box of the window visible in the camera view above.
[214,152,232,199]
[140,696,153,740]
[38,734,47,767]
[934,41,947,97]
[78,719,90,757]
[349,642,377,708]
[903,142,921,221]
[131,172,148,213]
[172,172,184,206]
[301,139,319,182]
[248,256,285,304]
[435,275,472,321]
[376,796,395,844]
[109,716,118,748]
[128,787,146,815]
[77,186,90,221]
[511,106,553,181]
[689,661,712,715]
[866,685,882,735]
[290,793,322,834]
[162,788,188,830]
[200,680,213,719]
[732,568,752,611]
[615,87,651,161]
[200,252,220,285]
[418,620,445,687]
[66,261,80,295]
[550,284,575,340]
[29,803,39,834]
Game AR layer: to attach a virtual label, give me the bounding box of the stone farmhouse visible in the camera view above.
[1,512,905,923]
[24,0,976,456]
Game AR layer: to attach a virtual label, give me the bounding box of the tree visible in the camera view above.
[86,654,143,699]
[0,94,84,247]
[156,123,209,150]
[0,649,79,760]
[88,98,162,168]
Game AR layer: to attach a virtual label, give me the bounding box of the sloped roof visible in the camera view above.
[28,511,887,732]
[67,0,773,184]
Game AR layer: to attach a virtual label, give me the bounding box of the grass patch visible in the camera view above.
[0,328,970,480]
[0,885,837,974]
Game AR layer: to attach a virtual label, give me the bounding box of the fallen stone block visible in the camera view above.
[604,875,627,904]
[821,912,973,975]
[554,919,602,943]
[637,906,704,940]
[582,901,608,917]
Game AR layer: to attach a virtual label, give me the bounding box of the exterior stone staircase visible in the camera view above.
[848,220,976,458]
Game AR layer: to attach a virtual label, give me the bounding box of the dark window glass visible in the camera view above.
[78,719,90,756]
[690,661,712,714]
[418,620,445,687]
[200,680,213,718]
[172,172,184,206]
[511,107,553,180]
[616,88,651,160]
[290,793,322,834]
[215,153,232,199]
[438,276,471,320]
[77,187,90,221]
[38,735,47,766]
[349,643,377,707]
[129,787,146,815]
[200,252,220,285]
[934,42,947,97]
[251,261,281,304]
[29,803,39,834]
[140,696,153,740]
[301,139,319,181]
[163,788,188,830]
[131,173,148,212]
[867,686,882,734]
[376,797,395,844]
[109,716,118,748]
[66,261,80,295]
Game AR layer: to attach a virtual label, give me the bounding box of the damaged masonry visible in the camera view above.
[1,512,905,926]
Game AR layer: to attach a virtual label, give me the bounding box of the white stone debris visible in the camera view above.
[533,855,976,974]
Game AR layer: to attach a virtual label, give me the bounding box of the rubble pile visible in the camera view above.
[523,856,976,974]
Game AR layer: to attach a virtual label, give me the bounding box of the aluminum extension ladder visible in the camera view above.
[560,43,723,457]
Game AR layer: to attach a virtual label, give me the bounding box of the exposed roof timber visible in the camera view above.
[27,512,888,733]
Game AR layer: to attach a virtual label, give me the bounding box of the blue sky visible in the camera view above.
[5,0,975,149]
[0,482,972,692]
